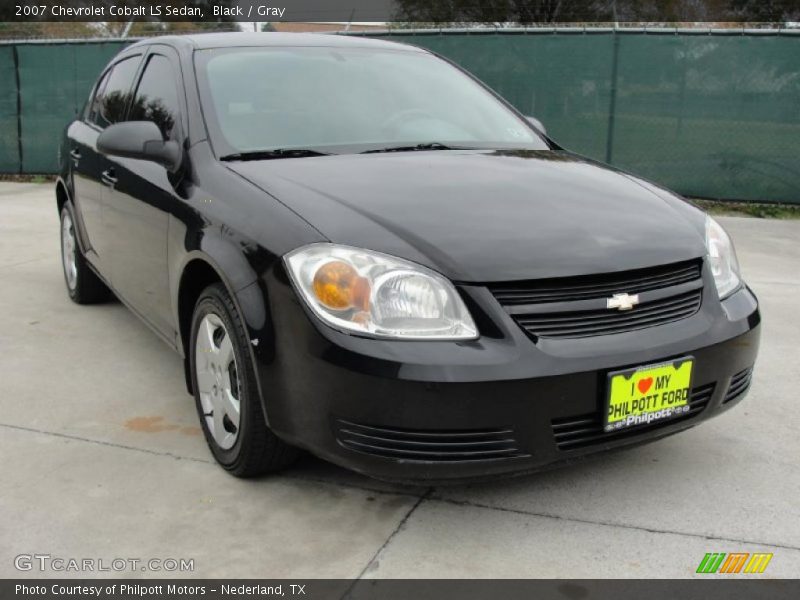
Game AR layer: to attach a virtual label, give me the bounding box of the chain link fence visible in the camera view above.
[1,28,799,203]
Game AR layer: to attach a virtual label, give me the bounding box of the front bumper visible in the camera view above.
[258,266,760,484]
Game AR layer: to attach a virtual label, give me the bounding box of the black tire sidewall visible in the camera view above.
[189,284,258,470]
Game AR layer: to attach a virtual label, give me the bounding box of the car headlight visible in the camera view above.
[284,244,478,340]
[705,216,741,300]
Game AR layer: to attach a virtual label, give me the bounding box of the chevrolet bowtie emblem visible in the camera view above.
[607,293,640,311]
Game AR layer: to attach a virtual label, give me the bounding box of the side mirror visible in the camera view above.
[525,116,547,136]
[97,121,182,173]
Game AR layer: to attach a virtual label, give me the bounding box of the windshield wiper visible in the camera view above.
[219,149,331,161]
[361,142,469,154]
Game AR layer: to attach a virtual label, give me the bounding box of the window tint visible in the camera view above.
[129,54,181,140]
[90,55,140,128]
[85,69,110,121]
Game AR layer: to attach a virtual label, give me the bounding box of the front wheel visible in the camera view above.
[190,283,298,477]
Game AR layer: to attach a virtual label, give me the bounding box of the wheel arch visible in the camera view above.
[55,177,91,257]
[177,257,225,363]
[174,251,276,428]
[55,178,70,215]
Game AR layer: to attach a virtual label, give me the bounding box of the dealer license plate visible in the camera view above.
[605,357,694,432]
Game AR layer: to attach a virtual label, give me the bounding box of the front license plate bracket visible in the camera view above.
[605,357,694,432]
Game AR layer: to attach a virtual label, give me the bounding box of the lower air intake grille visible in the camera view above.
[723,368,753,404]
[551,383,715,451]
[334,419,529,462]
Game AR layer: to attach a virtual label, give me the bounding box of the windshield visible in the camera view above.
[195,46,549,156]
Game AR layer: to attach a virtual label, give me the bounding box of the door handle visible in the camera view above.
[69,149,81,163]
[101,168,117,187]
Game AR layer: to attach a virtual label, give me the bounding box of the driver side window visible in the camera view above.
[88,55,140,129]
[129,54,181,141]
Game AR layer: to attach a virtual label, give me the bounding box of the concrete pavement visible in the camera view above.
[1,182,798,578]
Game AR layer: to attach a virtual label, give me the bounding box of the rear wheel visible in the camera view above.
[60,203,110,304]
[190,283,298,477]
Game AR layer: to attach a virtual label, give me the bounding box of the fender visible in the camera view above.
[170,225,279,425]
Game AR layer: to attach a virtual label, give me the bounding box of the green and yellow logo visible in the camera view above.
[696,552,773,574]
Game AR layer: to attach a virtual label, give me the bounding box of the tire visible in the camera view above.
[190,282,298,477]
[60,202,110,304]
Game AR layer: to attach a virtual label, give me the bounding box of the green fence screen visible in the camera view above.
[1,40,129,174]
[0,45,19,173]
[1,31,799,203]
[370,30,800,204]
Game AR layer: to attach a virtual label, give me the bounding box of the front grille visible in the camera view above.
[334,419,529,462]
[489,259,704,339]
[489,260,702,305]
[515,290,702,339]
[723,368,753,404]
[551,383,715,451]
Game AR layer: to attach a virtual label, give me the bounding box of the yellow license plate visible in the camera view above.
[605,357,694,432]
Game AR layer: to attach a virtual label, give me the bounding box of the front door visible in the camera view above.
[104,49,185,339]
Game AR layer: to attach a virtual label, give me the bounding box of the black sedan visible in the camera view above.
[57,33,759,482]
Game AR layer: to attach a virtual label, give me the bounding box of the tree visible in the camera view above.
[392,1,617,24]
[0,21,97,39]
[392,0,800,24]
[727,0,800,22]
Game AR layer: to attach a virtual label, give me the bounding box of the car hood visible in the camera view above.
[228,150,706,282]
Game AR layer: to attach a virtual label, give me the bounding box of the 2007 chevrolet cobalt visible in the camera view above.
[57,33,759,482]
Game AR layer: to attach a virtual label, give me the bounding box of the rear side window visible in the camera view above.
[84,69,110,121]
[88,55,141,129]
[129,54,181,140]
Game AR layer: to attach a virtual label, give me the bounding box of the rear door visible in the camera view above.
[69,54,142,277]
[104,47,185,338]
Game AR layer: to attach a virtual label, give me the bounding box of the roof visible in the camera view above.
[128,32,422,52]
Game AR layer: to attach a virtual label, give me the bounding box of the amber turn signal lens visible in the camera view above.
[312,260,370,311]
